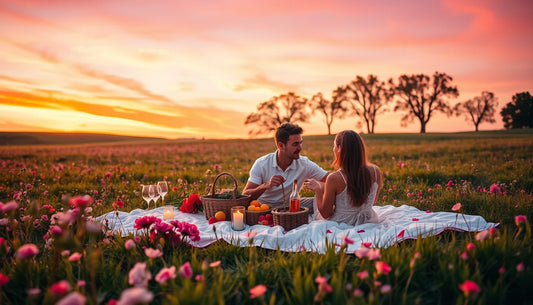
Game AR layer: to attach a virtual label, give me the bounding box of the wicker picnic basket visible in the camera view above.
[201,172,251,220]
[246,208,272,225]
[272,207,309,231]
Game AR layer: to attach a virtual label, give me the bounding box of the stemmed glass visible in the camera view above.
[158,181,168,205]
[150,184,161,207]
[142,185,153,210]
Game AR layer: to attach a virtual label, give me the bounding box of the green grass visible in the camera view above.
[0,130,532,304]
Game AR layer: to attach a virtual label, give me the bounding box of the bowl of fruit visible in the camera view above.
[246,200,272,226]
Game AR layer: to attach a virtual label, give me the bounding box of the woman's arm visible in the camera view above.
[306,172,342,219]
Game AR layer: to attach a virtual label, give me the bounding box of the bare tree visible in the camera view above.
[343,74,392,134]
[245,92,309,136]
[392,72,459,133]
[309,87,348,135]
[454,91,498,131]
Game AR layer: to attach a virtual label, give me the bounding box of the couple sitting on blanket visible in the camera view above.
[243,123,380,226]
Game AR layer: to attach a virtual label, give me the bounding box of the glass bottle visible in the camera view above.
[289,180,300,212]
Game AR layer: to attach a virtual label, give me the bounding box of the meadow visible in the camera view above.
[0,130,532,305]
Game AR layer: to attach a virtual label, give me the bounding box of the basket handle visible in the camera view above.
[210,172,238,199]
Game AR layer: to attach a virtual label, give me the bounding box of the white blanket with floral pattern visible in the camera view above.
[96,204,498,253]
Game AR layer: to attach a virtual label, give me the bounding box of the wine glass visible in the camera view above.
[142,185,152,209]
[150,184,161,207]
[158,181,168,204]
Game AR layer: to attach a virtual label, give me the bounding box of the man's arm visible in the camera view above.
[242,175,286,201]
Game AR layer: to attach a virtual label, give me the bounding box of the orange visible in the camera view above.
[260,204,270,211]
[250,200,261,207]
[248,205,258,211]
[214,211,226,221]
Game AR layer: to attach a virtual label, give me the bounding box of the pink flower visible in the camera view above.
[447,180,454,187]
[355,247,370,259]
[69,195,93,208]
[50,280,71,296]
[209,260,221,268]
[26,288,40,296]
[343,236,354,245]
[155,266,176,284]
[459,280,481,296]
[125,239,136,250]
[144,248,162,258]
[516,262,524,272]
[56,291,86,305]
[380,284,391,294]
[244,230,258,239]
[357,270,368,280]
[128,262,151,287]
[315,276,332,293]
[326,229,332,234]
[498,266,506,274]
[412,218,419,221]
[115,199,125,208]
[1,201,18,213]
[357,229,365,233]
[16,243,39,259]
[362,242,372,248]
[367,248,382,260]
[460,251,468,260]
[375,261,392,275]
[452,203,462,211]
[0,273,9,286]
[77,280,85,287]
[250,284,267,299]
[117,287,154,305]
[475,230,490,241]
[489,184,502,194]
[515,215,527,226]
[466,243,475,251]
[353,288,363,297]
[68,252,82,262]
[178,261,193,279]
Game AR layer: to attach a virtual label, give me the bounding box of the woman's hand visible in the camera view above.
[304,179,323,193]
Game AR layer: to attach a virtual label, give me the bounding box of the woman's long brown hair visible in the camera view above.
[332,130,371,207]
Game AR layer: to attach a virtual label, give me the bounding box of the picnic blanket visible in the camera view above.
[96,205,498,254]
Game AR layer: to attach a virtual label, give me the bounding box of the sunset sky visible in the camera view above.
[0,0,532,139]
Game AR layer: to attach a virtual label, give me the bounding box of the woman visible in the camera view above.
[305,130,381,225]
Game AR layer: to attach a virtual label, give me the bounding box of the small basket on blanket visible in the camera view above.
[201,172,251,220]
[271,183,309,231]
[272,207,309,231]
[246,208,272,225]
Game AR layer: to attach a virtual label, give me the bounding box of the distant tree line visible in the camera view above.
[245,71,532,135]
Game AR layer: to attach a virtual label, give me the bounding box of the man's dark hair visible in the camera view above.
[275,123,303,145]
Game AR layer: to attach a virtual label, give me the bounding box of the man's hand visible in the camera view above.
[267,175,286,189]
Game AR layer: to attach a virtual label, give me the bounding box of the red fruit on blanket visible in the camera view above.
[208,217,217,224]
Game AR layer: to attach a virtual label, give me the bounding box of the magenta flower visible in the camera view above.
[380,284,391,294]
[412,218,419,221]
[362,242,372,247]
[375,261,392,275]
[178,262,193,279]
[475,229,490,241]
[209,260,221,268]
[447,180,454,187]
[134,216,161,230]
[16,243,39,259]
[0,273,9,286]
[128,262,152,287]
[489,184,502,194]
[155,266,176,284]
[50,280,71,296]
[516,262,524,272]
[69,195,93,208]
[144,248,162,258]
[56,291,86,305]
[357,270,369,280]
[250,284,267,299]
[397,230,405,238]
[452,203,462,211]
[459,280,481,296]
[515,215,527,226]
[466,243,475,251]
[68,252,82,262]
[117,287,154,305]
[357,229,365,233]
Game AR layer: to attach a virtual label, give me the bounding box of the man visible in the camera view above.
[242,123,328,213]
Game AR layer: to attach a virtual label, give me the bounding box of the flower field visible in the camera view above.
[0,130,532,304]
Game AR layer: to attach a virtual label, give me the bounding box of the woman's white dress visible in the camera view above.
[313,168,379,226]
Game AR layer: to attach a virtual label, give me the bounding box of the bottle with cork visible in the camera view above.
[289,179,300,212]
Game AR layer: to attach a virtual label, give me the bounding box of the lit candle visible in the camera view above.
[231,206,245,230]
[163,206,174,220]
